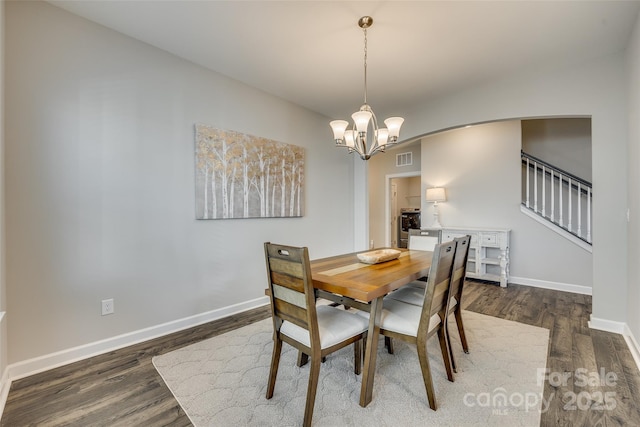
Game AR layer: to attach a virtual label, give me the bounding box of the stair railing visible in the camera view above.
[521,151,592,244]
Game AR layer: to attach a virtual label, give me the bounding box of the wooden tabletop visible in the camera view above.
[310,249,433,303]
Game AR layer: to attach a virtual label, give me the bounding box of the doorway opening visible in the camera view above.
[385,172,421,247]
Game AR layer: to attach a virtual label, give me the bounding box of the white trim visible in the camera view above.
[588,315,626,334]
[0,366,9,422]
[384,171,421,247]
[623,325,640,374]
[509,276,592,295]
[520,205,592,253]
[7,296,269,382]
[0,312,8,418]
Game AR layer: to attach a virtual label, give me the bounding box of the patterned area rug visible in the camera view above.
[153,310,549,426]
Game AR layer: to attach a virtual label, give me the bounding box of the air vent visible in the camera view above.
[396,152,413,167]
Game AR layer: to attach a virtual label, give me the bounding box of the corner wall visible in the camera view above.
[0,0,9,411]
[626,10,640,363]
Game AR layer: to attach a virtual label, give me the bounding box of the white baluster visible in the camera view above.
[542,165,546,218]
[550,170,555,222]
[577,182,582,237]
[568,177,572,232]
[526,157,530,208]
[587,187,592,243]
[559,174,564,227]
[534,161,538,212]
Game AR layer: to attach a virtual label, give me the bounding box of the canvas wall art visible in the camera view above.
[195,124,305,219]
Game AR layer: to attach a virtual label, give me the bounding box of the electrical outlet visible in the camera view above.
[101,298,114,316]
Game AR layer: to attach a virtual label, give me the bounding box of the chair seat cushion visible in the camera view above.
[356,299,440,337]
[281,305,369,349]
[406,280,427,290]
[386,288,459,312]
[385,285,425,306]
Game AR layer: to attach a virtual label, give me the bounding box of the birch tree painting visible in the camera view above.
[195,124,305,219]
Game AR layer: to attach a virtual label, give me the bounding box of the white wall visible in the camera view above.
[400,53,628,323]
[5,1,355,364]
[421,121,592,288]
[626,12,640,347]
[0,0,8,401]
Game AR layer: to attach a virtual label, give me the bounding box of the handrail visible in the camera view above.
[521,150,591,188]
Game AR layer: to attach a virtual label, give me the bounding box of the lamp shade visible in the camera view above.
[426,187,446,203]
[330,120,349,141]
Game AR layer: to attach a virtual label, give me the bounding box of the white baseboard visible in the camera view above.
[7,296,270,382]
[623,325,640,374]
[0,312,8,420]
[0,366,9,423]
[588,315,626,334]
[509,276,592,295]
[589,316,640,373]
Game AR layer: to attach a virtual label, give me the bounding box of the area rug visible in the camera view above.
[153,310,549,426]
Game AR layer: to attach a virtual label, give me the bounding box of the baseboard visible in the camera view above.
[509,276,592,295]
[623,325,640,373]
[589,316,640,373]
[7,296,270,382]
[588,315,626,333]
[0,312,8,420]
[0,366,9,420]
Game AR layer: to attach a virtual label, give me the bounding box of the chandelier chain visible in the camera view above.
[363,27,368,105]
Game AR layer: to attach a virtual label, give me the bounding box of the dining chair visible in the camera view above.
[399,232,439,289]
[264,242,369,427]
[358,241,456,410]
[385,236,472,372]
[445,235,471,371]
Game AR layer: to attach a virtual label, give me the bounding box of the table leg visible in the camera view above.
[359,296,384,407]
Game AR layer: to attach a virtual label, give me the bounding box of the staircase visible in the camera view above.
[521,151,592,252]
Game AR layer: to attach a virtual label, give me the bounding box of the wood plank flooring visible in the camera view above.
[3,281,640,426]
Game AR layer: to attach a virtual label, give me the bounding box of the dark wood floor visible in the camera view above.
[3,281,640,426]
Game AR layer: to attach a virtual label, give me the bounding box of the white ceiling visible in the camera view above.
[48,1,640,121]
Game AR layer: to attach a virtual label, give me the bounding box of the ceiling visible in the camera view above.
[48,1,640,121]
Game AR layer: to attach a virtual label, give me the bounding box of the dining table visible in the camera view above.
[309,247,433,407]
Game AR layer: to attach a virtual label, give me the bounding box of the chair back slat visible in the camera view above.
[270,269,305,293]
[272,283,307,308]
[430,277,450,317]
[273,298,310,329]
[449,235,471,300]
[264,242,319,344]
[419,241,456,329]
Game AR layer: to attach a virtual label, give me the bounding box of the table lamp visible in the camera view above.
[425,187,447,228]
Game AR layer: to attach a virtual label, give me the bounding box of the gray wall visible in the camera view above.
[627,11,640,351]
[5,1,355,363]
[522,118,592,182]
[3,0,640,371]
[0,0,7,384]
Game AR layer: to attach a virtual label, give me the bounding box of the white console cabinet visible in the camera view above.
[438,227,511,287]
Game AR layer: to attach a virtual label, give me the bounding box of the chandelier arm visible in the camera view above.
[366,110,380,157]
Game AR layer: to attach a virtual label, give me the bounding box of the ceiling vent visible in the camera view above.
[396,152,412,167]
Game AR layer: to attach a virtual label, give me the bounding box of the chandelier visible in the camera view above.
[330,16,404,160]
